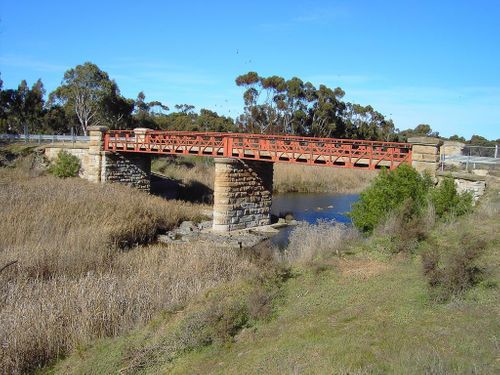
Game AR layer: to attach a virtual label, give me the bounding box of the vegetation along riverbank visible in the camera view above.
[1,144,498,374]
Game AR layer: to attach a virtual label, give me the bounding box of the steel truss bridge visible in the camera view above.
[104,130,412,170]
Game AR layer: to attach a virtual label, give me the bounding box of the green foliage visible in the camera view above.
[48,150,80,178]
[429,177,472,219]
[49,62,132,134]
[351,164,432,233]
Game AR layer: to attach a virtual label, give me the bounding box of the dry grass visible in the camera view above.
[282,220,360,264]
[0,167,206,278]
[0,167,257,374]
[152,157,215,189]
[273,164,377,194]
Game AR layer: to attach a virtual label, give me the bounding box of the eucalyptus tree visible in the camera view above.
[133,91,169,128]
[235,72,318,135]
[49,62,124,135]
[309,85,346,138]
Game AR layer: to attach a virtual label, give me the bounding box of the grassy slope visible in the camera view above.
[48,184,500,374]
[169,259,498,374]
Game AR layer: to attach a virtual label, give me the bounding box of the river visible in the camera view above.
[270,192,359,248]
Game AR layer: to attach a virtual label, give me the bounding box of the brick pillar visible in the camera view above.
[408,137,443,178]
[87,126,108,183]
[213,158,274,232]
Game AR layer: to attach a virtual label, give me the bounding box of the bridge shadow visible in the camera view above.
[150,172,213,204]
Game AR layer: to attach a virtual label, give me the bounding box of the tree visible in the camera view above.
[0,79,46,133]
[101,86,135,129]
[234,71,399,141]
[309,85,346,138]
[448,134,466,142]
[133,91,169,128]
[400,124,439,140]
[49,62,119,135]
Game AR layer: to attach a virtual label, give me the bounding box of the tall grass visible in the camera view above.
[273,164,377,194]
[0,168,256,374]
[283,220,360,264]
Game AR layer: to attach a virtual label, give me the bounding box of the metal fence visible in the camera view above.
[441,145,500,172]
[0,133,90,144]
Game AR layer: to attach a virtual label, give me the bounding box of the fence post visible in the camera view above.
[495,144,498,159]
[466,148,470,172]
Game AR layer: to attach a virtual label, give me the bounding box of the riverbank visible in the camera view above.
[0,164,250,374]
[46,180,499,374]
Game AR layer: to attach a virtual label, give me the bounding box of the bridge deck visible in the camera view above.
[104,130,412,170]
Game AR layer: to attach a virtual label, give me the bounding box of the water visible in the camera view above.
[270,192,359,248]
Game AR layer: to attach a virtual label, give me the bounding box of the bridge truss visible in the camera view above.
[104,130,412,170]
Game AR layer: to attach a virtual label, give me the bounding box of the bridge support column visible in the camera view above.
[87,126,108,183]
[213,158,274,232]
[408,137,443,178]
[86,126,151,191]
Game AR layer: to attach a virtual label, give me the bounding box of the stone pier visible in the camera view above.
[213,158,274,232]
[408,136,443,178]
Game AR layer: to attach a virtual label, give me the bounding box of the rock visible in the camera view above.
[472,169,488,176]
[197,220,213,230]
[253,226,279,234]
[178,221,198,234]
[157,234,174,243]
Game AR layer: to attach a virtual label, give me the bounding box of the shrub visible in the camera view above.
[422,234,487,301]
[351,164,432,233]
[48,150,80,178]
[429,177,472,219]
[373,199,435,254]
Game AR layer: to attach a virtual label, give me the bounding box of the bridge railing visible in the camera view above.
[0,133,90,143]
[104,129,412,169]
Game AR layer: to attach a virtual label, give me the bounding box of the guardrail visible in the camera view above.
[0,134,90,143]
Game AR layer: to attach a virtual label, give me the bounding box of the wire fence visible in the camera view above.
[0,133,90,144]
[441,144,500,172]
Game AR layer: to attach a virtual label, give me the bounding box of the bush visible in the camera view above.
[429,177,472,219]
[373,199,435,254]
[422,234,487,302]
[351,164,432,233]
[48,150,80,178]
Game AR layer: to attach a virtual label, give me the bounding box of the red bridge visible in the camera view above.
[104,130,412,170]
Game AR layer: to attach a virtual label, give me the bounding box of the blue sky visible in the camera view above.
[1,0,499,139]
